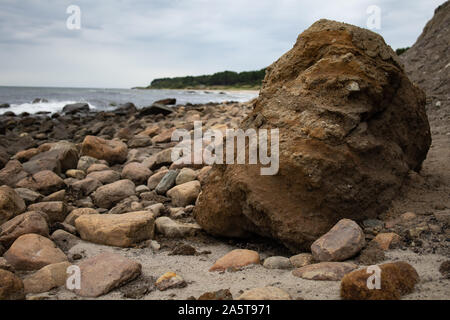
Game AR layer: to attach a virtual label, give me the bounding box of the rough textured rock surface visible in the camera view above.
[400,1,450,99]
[194,19,431,250]
[340,261,419,300]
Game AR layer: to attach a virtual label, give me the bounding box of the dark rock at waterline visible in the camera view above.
[138,103,173,117]
[62,103,90,115]
[2,111,15,117]
[32,98,48,104]
[0,103,10,109]
[154,98,176,105]
[0,122,5,135]
[114,102,137,115]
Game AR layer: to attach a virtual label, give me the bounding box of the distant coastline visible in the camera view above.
[132,85,261,91]
[135,69,265,91]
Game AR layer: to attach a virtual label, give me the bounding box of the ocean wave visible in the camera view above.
[0,100,98,115]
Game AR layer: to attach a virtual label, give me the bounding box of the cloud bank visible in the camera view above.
[0,0,445,88]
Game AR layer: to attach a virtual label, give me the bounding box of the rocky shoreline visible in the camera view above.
[1,17,449,300]
[0,94,448,300]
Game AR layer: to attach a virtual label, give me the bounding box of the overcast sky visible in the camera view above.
[0,0,445,88]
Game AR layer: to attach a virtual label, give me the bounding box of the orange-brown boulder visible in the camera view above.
[194,19,431,251]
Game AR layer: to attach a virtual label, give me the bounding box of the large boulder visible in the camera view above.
[75,211,155,247]
[0,186,26,225]
[80,136,128,165]
[194,19,431,250]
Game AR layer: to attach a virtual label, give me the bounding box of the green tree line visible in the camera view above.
[148,69,266,89]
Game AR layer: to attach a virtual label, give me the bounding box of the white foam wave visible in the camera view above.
[0,101,97,115]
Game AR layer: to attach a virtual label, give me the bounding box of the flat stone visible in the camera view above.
[263,256,292,269]
[292,262,357,281]
[210,249,260,272]
[75,211,155,247]
[289,253,314,268]
[155,216,201,238]
[238,287,291,300]
[71,252,141,297]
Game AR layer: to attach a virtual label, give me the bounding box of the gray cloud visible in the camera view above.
[0,0,445,88]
